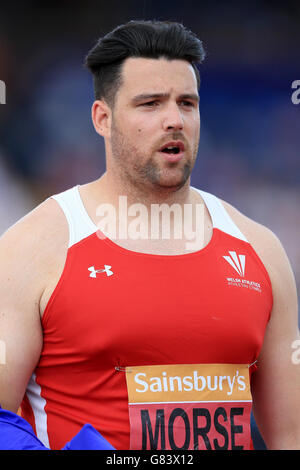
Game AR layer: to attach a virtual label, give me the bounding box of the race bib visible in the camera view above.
[125,363,252,450]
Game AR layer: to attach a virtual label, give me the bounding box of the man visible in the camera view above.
[0,20,299,450]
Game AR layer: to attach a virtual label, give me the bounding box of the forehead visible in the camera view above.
[119,57,198,98]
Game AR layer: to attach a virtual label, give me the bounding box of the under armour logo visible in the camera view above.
[88,265,114,278]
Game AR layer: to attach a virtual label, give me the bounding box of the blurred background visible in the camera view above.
[0,0,299,449]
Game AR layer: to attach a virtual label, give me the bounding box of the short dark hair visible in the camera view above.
[84,20,206,107]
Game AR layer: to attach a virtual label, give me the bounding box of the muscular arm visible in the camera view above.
[0,198,68,412]
[223,201,300,449]
[251,230,300,449]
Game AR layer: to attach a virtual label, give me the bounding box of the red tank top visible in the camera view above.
[21,185,272,450]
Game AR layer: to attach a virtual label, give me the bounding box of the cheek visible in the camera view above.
[190,118,200,140]
[122,114,147,137]
[130,121,156,145]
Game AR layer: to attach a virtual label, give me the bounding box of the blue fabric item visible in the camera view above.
[0,407,48,450]
[0,407,115,450]
[62,423,115,450]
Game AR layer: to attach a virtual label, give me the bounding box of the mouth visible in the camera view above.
[158,141,185,162]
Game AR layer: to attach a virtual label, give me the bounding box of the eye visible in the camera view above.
[141,100,159,107]
[180,100,194,107]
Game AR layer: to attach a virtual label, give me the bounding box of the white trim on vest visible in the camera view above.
[51,186,97,248]
[193,187,248,242]
[50,185,248,248]
[25,373,50,449]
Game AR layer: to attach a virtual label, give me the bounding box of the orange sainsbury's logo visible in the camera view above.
[126,364,251,403]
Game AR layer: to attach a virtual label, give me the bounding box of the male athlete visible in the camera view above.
[0,20,299,450]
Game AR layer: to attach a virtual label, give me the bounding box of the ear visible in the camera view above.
[91,100,112,138]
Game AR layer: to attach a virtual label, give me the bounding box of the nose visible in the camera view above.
[162,103,184,131]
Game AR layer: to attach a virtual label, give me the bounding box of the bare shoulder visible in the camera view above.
[221,199,289,271]
[0,195,68,256]
[0,196,69,299]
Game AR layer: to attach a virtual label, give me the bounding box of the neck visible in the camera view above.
[79,171,206,254]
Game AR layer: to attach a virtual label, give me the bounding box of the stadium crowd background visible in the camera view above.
[0,0,299,450]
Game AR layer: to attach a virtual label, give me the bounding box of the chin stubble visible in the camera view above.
[110,121,198,190]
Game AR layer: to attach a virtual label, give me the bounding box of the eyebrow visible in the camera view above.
[131,92,200,103]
